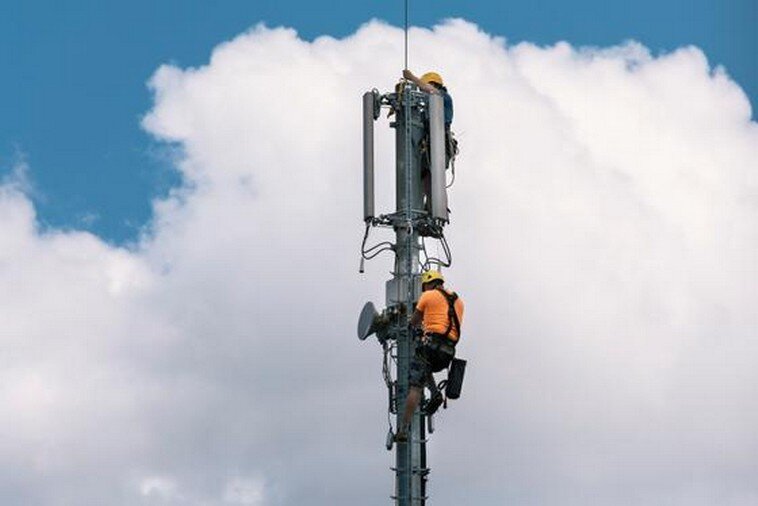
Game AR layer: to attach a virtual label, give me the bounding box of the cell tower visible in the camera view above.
[357,80,453,505]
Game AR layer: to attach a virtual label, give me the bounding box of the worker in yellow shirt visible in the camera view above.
[395,270,464,442]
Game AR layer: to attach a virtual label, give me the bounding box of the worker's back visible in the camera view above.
[417,287,464,340]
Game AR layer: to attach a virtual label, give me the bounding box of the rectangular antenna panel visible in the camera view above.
[386,277,422,306]
[428,93,448,221]
[362,92,375,221]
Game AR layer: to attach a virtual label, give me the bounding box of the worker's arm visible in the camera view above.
[409,308,424,329]
[403,69,438,94]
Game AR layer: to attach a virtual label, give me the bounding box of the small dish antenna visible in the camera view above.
[357,301,379,341]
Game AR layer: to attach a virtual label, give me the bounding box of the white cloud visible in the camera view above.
[1,151,36,198]
[1,19,757,505]
[140,476,179,499]
[223,477,265,505]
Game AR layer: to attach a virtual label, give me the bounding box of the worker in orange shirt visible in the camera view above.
[395,269,464,442]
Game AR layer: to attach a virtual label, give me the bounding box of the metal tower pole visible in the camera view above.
[392,84,427,505]
[360,83,449,505]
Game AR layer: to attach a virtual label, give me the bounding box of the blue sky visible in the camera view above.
[2,0,755,243]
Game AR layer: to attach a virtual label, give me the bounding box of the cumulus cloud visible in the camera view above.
[1,19,757,505]
[1,152,36,198]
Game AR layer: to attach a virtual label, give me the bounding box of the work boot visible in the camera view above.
[423,392,444,416]
[394,430,408,443]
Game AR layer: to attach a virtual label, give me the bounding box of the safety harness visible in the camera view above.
[435,287,466,401]
[423,287,467,413]
[421,288,460,357]
[436,287,460,341]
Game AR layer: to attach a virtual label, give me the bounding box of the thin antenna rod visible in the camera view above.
[404,0,409,69]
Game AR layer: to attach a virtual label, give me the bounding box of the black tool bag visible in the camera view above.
[445,358,466,399]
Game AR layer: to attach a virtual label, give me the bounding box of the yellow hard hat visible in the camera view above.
[421,270,444,284]
[420,72,444,86]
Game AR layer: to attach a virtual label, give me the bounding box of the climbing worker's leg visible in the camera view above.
[396,346,432,442]
[421,169,431,211]
[422,349,450,415]
[421,374,444,415]
[419,339,455,416]
[419,134,432,211]
[396,386,423,442]
[425,373,438,395]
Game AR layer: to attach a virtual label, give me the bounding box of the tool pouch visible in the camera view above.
[445,358,466,399]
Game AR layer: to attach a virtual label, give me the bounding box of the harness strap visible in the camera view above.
[435,287,461,340]
[425,334,456,355]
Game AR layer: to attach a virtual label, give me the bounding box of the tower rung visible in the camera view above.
[389,467,430,474]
